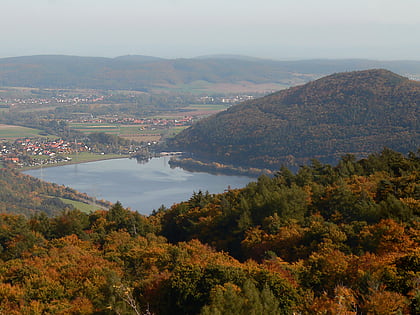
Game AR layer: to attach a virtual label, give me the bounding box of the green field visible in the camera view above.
[0,124,48,139]
[59,197,105,213]
[70,123,144,136]
[161,126,187,138]
[24,152,126,170]
[69,123,119,133]
[69,122,184,142]
[69,123,119,130]
[66,152,125,163]
[120,125,149,135]
[183,104,229,111]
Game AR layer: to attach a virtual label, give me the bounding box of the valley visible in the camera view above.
[0,55,419,315]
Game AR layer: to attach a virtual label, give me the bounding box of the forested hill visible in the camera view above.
[0,168,110,217]
[168,69,420,169]
[0,149,419,314]
[1,55,420,90]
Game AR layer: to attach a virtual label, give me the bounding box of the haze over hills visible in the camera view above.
[168,69,420,169]
[1,55,420,92]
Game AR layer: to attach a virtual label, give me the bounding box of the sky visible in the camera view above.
[2,0,420,60]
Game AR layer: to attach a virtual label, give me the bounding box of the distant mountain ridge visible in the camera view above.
[168,69,420,169]
[1,55,420,91]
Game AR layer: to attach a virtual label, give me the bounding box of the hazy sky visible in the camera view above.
[2,0,420,60]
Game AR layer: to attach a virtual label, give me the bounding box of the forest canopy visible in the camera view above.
[0,148,419,314]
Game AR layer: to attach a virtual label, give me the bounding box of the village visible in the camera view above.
[0,89,255,111]
[0,93,106,109]
[0,138,92,168]
[0,88,258,169]
[67,115,194,128]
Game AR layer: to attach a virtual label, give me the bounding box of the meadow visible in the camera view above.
[69,123,169,142]
[58,197,104,213]
[0,124,47,139]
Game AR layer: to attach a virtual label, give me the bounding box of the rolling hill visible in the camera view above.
[1,55,420,92]
[167,69,420,169]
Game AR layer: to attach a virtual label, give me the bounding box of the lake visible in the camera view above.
[24,157,256,215]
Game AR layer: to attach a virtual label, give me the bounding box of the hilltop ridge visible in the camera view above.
[168,69,420,169]
[1,55,420,91]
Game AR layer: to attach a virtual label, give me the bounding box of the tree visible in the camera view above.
[200,280,281,315]
[362,287,409,314]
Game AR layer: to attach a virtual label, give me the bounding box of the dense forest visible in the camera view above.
[168,69,420,169]
[0,148,419,314]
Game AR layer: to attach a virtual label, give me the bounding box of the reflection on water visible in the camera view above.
[25,157,255,215]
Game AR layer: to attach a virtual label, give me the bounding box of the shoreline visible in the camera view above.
[168,156,273,177]
[18,152,269,179]
[19,153,130,171]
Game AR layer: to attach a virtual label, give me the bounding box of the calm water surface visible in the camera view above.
[25,157,256,215]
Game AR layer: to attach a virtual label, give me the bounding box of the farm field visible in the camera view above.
[69,122,173,142]
[69,123,120,134]
[0,124,48,139]
[70,124,166,135]
[184,104,229,111]
[148,104,228,120]
[152,80,287,94]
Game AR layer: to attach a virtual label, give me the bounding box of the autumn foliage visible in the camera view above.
[0,148,419,314]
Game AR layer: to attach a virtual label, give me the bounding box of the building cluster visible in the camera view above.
[68,116,194,128]
[198,95,255,104]
[0,138,89,167]
[0,94,105,108]
[221,95,255,103]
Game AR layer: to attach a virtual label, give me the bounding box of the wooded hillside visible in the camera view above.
[168,69,420,169]
[0,148,419,314]
[0,168,109,217]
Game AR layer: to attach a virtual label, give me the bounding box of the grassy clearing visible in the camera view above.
[59,197,105,213]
